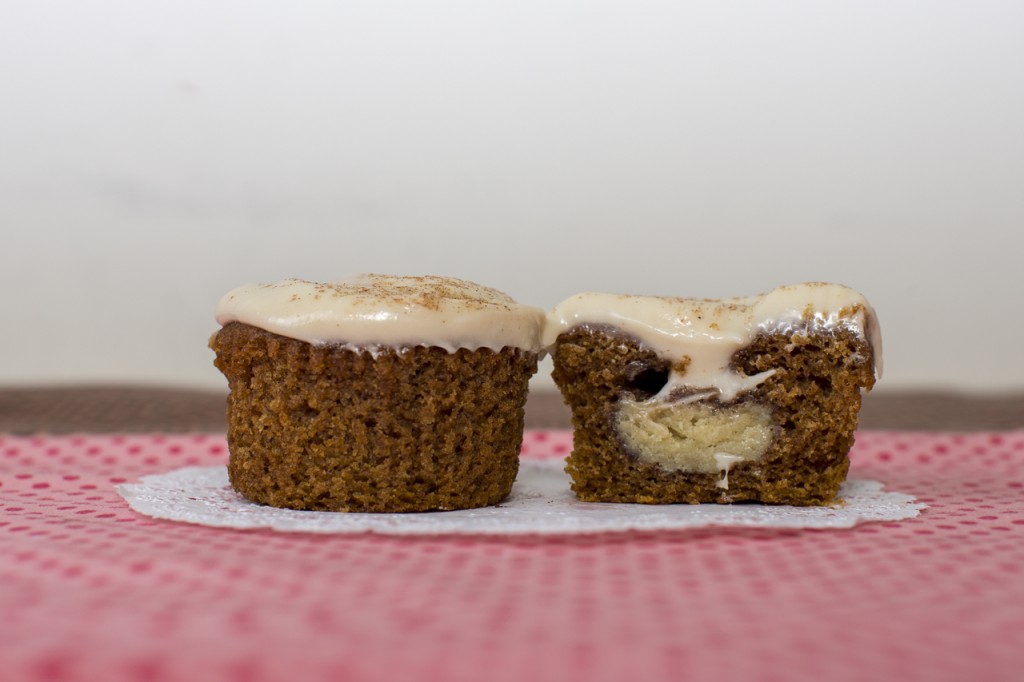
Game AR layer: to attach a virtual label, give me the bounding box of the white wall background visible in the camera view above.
[2,1,1022,391]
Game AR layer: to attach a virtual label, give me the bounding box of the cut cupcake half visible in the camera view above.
[544,283,880,506]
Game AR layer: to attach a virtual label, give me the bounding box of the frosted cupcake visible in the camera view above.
[210,275,544,512]
[545,283,881,505]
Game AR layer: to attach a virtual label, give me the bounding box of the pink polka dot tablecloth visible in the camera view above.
[2,430,1023,682]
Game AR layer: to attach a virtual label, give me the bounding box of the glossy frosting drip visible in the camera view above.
[544,282,881,401]
[216,275,546,353]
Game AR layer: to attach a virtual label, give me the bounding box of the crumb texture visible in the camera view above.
[211,322,537,512]
[551,327,875,505]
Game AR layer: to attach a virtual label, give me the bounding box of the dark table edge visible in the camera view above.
[1,385,1022,434]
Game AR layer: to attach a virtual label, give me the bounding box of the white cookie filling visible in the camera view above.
[615,400,776,487]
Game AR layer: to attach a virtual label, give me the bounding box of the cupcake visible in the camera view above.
[210,275,544,512]
[545,283,881,505]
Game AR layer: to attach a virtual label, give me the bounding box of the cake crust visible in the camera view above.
[211,322,537,512]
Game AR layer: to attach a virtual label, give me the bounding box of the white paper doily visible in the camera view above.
[117,460,924,535]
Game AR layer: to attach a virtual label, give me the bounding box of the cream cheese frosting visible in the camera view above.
[216,275,545,353]
[543,282,881,402]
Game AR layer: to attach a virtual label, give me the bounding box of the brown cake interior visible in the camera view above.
[551,324,875,505]
[211,322,537,512]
